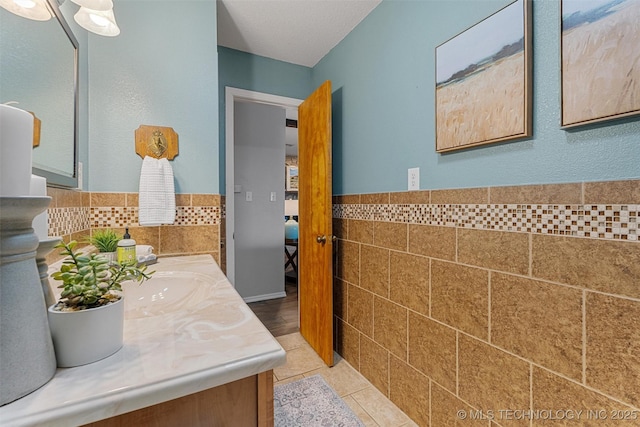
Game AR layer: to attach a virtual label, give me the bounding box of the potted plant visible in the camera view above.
[48,240,153,367]
[86,228,121,262]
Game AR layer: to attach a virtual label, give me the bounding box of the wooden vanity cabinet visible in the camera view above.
[83,370,274,427]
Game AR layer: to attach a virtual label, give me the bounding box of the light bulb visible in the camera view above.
[14,0,36,8]
[89,12,109,27]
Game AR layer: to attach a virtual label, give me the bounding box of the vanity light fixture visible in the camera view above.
[0,0,52,21]
[73,5,120,36]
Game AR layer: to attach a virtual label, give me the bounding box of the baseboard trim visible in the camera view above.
[243,291,287,303]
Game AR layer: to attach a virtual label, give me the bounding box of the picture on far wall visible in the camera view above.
[561,0,640,127]
[435,0,532,153]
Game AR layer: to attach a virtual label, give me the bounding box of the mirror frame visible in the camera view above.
[32,0,79,188]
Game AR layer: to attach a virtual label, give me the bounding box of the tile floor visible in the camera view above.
[273,332,418,427]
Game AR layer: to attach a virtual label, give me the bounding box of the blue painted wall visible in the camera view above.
[313,0,640,195]
[88,0,218,194]
[217,46,312,192]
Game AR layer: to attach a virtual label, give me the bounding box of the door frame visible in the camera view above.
[224,87,303,285]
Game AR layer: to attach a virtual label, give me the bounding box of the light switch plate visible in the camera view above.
[408,167,420,191]
[270,192,277,202]
[245,191,252,202]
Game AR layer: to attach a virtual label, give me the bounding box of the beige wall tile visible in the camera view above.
[458,229,529,275]
[459,335,530,427]
[532,367,639,427]
[489,183,582,204]
[431,382,489,427]
[389,355,430,426]
[373,297,407,360]
[360,244,389,298]
[191,194,221,206]
[532,235,640,299]
[390,190,431,205]
[46,187,60,207]
[336,319,360,369]
[584,179,640,204]
[348,284,374,338]
[431,260,489,340]
[81,191,91,207]
[361,192,390,205]
[389,252,429,315]
[374,221,408,251]
[336,194,361,204]
[333,218,348,240]
[126,193,138,207]
[334,278,348,321]
[56,188,83,207]
[408,312,457,392]
[159,225,218,254]
[586,293,640,408]
[408,224,456,261]
[90,192,125,207]
[110,226,159,250]
[431,187,489,204]
[360,334,389,396]
[175,194,191,206]
[349,219,374,244]
[337,240,359,285]
[492,273,583,380]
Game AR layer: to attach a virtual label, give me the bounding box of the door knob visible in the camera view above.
[316,235,327,244]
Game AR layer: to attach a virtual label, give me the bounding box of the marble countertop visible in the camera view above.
[0,255,286,426]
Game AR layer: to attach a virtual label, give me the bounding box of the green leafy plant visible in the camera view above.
[51,240,153,311]
[86,229,121,253]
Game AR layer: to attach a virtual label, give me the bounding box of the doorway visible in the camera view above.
[226,83,334,365]
[224,87,302,300]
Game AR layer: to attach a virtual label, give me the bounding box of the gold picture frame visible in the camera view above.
[435,0,532,152]
[561,0,640,128]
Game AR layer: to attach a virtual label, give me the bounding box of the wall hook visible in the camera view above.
[135,125,178,160]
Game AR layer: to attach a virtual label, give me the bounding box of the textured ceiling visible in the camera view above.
[217,0,382,68]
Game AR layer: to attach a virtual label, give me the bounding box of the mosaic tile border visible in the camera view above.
[48,206,222,236]
[48,207,90,237]
[333,203,640,242]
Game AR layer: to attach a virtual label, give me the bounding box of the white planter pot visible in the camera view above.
[47,297,124,367]
[97,251,116,263]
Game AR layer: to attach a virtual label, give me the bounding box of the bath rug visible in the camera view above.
[274,374,365,427]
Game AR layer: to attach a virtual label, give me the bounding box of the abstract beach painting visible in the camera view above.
[561,0,640,127]
[436,0,532,152]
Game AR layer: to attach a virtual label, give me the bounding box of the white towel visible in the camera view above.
[138,156,176,226]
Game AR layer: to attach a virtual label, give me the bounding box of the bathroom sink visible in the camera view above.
[122,271,217,319]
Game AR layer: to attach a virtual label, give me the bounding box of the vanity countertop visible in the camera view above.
[0,255,286,427]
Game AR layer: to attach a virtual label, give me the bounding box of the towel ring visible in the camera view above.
[135,125,179,160]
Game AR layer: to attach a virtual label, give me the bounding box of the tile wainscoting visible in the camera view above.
[45,189,224,268]
[332,180,640,426]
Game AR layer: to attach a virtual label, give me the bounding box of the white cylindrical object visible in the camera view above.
[0,104,34,197]
[30,175,49,240]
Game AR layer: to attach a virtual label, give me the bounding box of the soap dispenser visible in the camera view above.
[117,228,136,265]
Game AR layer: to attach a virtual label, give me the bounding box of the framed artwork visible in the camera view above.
[561,0,640,127]
[435,0,532,152]
[286,165,298,191]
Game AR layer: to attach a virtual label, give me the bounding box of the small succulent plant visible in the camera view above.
[51,240,153,311]
[86,229,121,253]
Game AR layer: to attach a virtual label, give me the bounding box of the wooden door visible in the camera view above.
[298,81,333,366]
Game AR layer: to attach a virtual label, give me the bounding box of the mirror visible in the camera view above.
[0,0,79,188]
